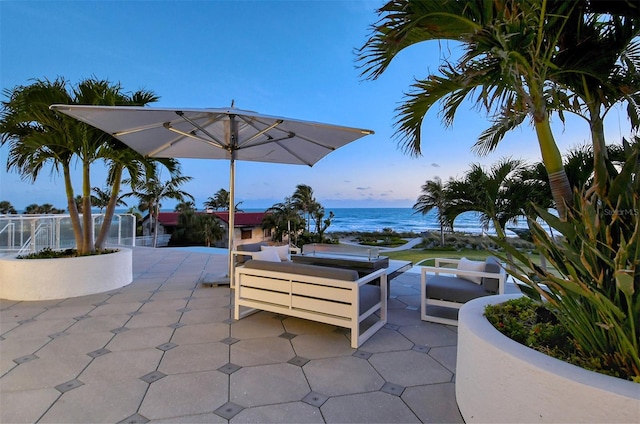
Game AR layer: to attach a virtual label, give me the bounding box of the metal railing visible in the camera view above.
[0,214,137,255]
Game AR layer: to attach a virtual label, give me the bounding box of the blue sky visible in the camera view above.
[0,0,632,210]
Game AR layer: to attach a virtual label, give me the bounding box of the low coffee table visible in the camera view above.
[291,253,411,297]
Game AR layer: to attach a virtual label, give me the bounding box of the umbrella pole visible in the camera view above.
[228,114,237,287]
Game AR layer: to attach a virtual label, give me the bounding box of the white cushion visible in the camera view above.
[261,245,290,261]
[252,248,281,262]
[456,257,485,284]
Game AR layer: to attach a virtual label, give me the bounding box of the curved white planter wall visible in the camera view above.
[457,294,639,423]
[0,248,132,301]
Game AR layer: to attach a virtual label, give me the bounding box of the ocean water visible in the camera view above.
[152,207,531,236]
[315,208,529,236]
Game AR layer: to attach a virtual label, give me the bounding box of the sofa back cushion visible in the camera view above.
[482,256,502,293]
[243,260,359,281]
[236,242,269,265]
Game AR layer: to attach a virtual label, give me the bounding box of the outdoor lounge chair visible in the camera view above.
[420,256,506,326]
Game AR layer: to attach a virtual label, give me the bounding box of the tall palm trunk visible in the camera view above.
[534,116,573,220]
[64,165,83,250]
[95,164,123,250]
[81,159,94,254]
[588,110,609,197]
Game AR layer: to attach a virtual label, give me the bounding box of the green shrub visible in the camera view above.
[495,141,640,382]
[17,247,117,259]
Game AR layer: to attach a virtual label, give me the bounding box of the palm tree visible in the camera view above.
[0,201,17,214]
[444,158,526,240]
[292,184,316,233]
[174,201,196,213]
[264,197,304,244]
[413,177,451,247]
[0,77,160,254]
[128,173,194,247]
[358,0,585,219]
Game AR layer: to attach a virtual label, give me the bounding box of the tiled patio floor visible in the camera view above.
[1,247,465,423]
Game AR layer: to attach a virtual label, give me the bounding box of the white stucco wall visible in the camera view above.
[456,294,640,423]
[0,248,133,301]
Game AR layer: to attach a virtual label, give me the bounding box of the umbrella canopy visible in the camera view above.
[49,105,374,278]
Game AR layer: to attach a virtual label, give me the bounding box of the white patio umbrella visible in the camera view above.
[49,104,374,278]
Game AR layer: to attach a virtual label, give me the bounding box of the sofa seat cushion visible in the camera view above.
[243,260,360,281]
[425,275,491,303]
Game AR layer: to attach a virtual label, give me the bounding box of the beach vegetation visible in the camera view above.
[22,203,65,214]
[203,188,244,212]
[0,200,17,214]
[266,185,336,245]
[125,172,194,248]
[413,177,451,246]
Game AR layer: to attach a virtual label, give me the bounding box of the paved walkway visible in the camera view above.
[1,247,464,423]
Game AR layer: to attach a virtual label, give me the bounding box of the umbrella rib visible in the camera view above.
[236,118,284,147]
[176,111,227,148]
[149,124,226,157]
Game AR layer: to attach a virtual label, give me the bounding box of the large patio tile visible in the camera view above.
[36,331,114,360]
[65,314,130,334]
[106,290,154,304]
[231,401,324,423]
[0,336,49,374]
[152,412,227,423]
[179,307,230,325]
[159,342,229,374]
[359,328,413,353]
[1,305,48,323]
[90,301,144,316]
[304,356,384,396]
[290,333,354,359]
[402,383,464,423]
[369,350,453,387]
[0,387,60,423]
[321,391,420,423]
[58,292,111,306]
[386,308,422,326]
[282,316,337,335]
[398,322,458,347]
[231,312,286,339]
[40,380,148,424]
[37,304,95,320]
[80,348,163,383]
[170,322,230,345]
[186,295,231,309]
[140,298,190,313]
[139,370,228,420]
[150,288,194,300]
[396,294,421,308]
[106,326,174,351]
[230,363,310,407]
[1,317,76,340]
[429,345,458,373]
[230,337,296,366]
[126,311,183,329]
[191,286,231,299]
[0,353,91,391]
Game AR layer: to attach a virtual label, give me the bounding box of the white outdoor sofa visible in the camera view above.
[421,256,506,326]
[234,259,387,348]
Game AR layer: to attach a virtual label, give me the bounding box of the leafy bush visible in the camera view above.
[485,297,617,377]
[495,141,640,382]
[17,247,117,259]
